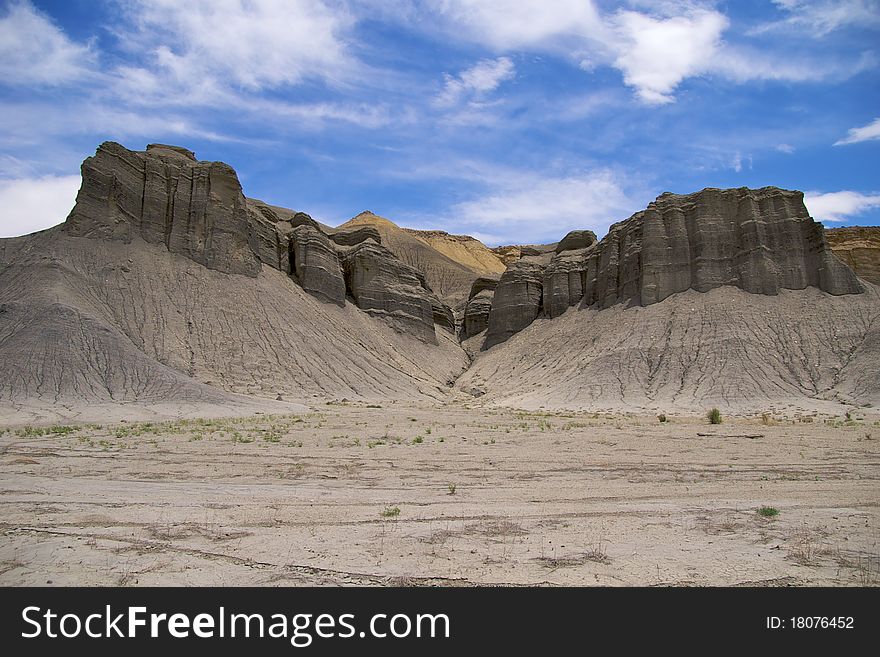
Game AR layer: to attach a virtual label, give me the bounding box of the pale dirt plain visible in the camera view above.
[1,401,878,586]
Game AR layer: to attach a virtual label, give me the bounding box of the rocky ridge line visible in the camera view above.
[64,142,454,345]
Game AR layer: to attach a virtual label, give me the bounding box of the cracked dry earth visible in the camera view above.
[1,403,878,586]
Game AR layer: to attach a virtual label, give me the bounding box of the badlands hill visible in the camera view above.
[0,141,878,420]
[339,211,493,310]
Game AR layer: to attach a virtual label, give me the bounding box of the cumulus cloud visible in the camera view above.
[435,57,516,107]
[834,117,880,145]
[0,175,80,237]
[805,190,880,222]
[0,1,96,85]
[609,8,727,105]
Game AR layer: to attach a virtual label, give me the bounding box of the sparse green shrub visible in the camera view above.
[658,414,667,423]
[412,436,424,444]
[380,506,400,518]
[707,408,722,424]
[447,483,456,495]
[757,506,779,518]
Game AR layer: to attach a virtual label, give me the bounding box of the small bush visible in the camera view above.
[447,483,456,495]
[757,506,779,518]
[380,506,400,518]
[707,408,722,424]
[411,436,424,444]
[658,414,667,423]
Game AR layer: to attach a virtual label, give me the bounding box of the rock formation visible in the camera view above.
[328,224,382,247]
[62,142,454,344]
[4,141,876,416]
[555,230,597,253]
[340,211,489,310]
[66,142,261,276]
[461,275,500,339]
[341,241,441,344]
[482,187,865,348]
[484,260,546,348]
[289,224,346,306]
[826,226,880,285]
[543,230,598,319]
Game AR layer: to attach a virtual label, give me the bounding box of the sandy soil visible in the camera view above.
[1,402,878,586]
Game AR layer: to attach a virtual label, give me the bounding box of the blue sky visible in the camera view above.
[0,0,878,244]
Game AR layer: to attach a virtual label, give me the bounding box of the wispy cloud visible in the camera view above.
[0,1,96,86]
[805,190,880,222]
[0,175,80,237]
[426,0,604,51]
[120,0,358,94]
[409,1,874,105]
[435,57,516,107]
[834,117,880,145]
[760,0,880,37]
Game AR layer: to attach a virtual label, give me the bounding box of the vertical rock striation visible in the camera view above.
[65,142,261,276]
[482,187,864,348]
[63,142,454,343]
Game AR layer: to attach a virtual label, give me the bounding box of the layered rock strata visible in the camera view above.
[483,187,864,348]
[64,142,453,343]
[461,276,500,339]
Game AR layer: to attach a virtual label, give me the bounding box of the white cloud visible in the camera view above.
[731,152,743,172]
[610,8,727,105]
[834,117,880,145]
[250,99,394,129]
[427,0,603,51]
[122,0,357,95]
[765,0,880,36]
[436,57,516,106]
[448,168,638,243]
[0,175,80,238]
[413,1,873,105]
[805,190,880,222]
[776,143,795,153]
[0,1,95,85]
[712,46,875,84]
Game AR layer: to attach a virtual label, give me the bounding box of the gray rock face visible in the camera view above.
[63,142,457,340]
[245,204,293,273]
[65,142,260,276]
[543,249,589,319]
[555,230,597,253]
[342,241,439,344]
[289,224,346,306]
[469,275,500,299]
[428,293,455,332]
[328,225,381,247]
[482,186,865,347]
[484,260,545,349]
[587,187,864,307]
[463,289,495,338]
[460,276,499,339]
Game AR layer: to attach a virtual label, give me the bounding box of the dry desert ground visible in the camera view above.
[1,402,878,587]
